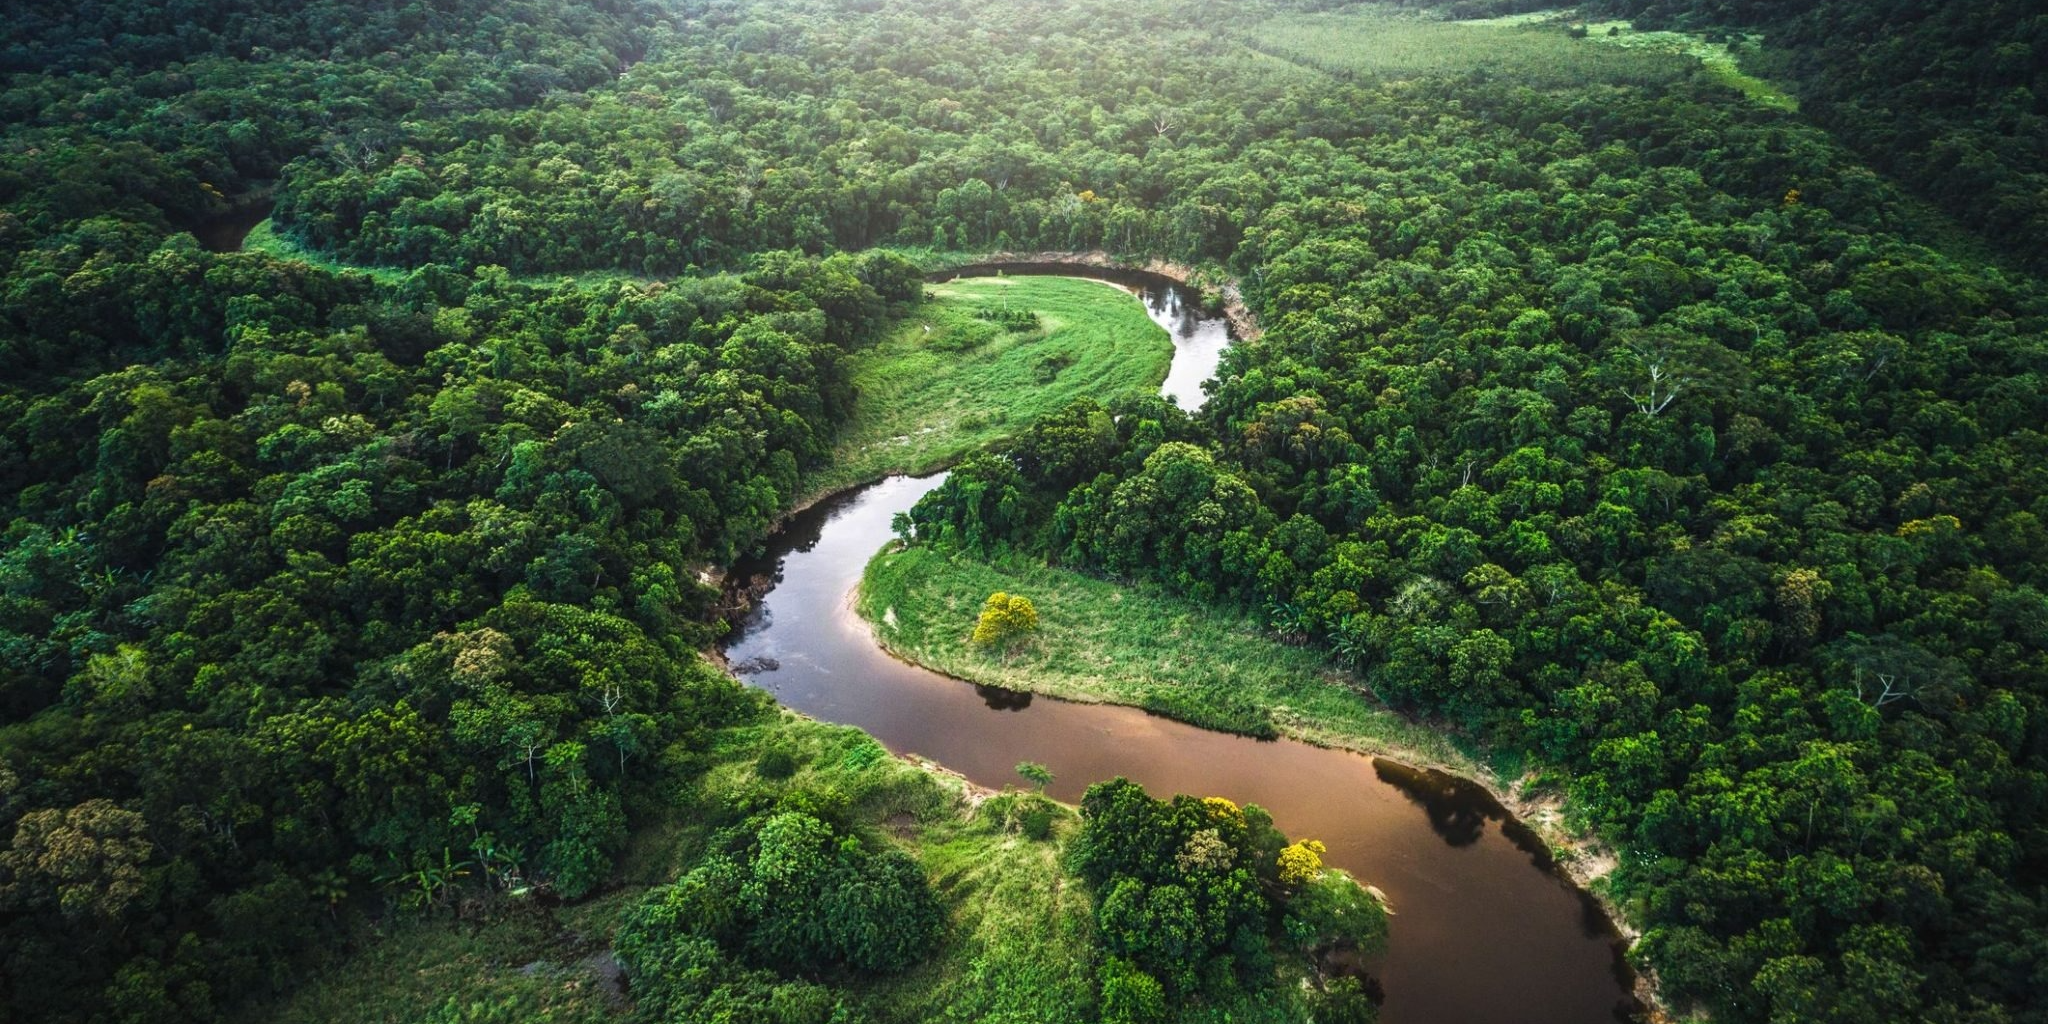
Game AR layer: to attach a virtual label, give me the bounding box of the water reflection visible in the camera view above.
[1373,759,1496,849]
[976,684,1035,711]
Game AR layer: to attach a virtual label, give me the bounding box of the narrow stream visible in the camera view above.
[723,275,1640,1023]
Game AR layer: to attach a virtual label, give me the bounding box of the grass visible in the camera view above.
[248,895,634,1024]
[858,545,1490,779]
[242,219,406,286]
[1578,19,1798,111]
[805,275,1172,498]
[1253,6,1794,110]
[861,792,1099,1023]
[1251,9,1684,89]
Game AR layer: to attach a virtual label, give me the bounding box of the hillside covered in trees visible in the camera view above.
[2,1,2044,1023]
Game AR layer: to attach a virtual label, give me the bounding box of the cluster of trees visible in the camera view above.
[1075,779,1384,1024]
[0,0,659,351]
[1591,0,2048,273]
[614,810,945,1024]
[892,12,2048,1022]
[265,0,1334,274]
[0,239,920,1018]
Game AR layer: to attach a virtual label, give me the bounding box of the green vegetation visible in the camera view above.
[243,219,661,291]
[862,544,1479,769]
[3,0,2044,1020]
[242,904,628,1024]
[252,711,1371,1024]
[1579,20,1796,111]
[1589,0,2048,272]
[1076,780,1386,1021]
[971,591,1042,659]
[811,276,1172,496]
[1252,10,1685,88]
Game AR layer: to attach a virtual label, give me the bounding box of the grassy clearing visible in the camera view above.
[242,219,406,285]
[1252,9,1683,88]
[1579,19,1798,111]
[806,275,1172,498]
[249,895,634,1024]
[1254,7,1794,109]
[859,545,1491,778]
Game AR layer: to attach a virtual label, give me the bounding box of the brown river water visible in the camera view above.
[722,276,1640,1023]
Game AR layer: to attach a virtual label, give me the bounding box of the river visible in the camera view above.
[722,276,1640,1023]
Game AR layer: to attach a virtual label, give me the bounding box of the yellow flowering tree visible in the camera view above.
[971,592,1039,660]
[1277,839,1327,887]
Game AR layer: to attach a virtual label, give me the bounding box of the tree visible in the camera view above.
[972,592,1039,660]
[1016,761,1054,792]
[0,800,153,920]
[1277,839,1326,888]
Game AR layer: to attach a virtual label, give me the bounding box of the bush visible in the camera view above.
[1098,957,1167,1024]
[756,747,799,780]
[974,305,1042,332]
[1021,806,1055,840]
[617,811,943,986]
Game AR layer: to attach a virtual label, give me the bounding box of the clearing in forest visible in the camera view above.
[809,275,1172,497]
[1252,7,1793,108]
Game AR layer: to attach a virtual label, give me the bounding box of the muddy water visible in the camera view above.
[724,474,1639,1024]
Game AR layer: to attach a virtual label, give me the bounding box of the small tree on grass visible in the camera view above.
[972,592,1038,661]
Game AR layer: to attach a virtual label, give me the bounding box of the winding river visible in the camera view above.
[724,274,1640,1023]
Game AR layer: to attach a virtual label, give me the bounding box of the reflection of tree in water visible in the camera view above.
[1141,284,1203,338]
[720,486,867,645]
[976,684,1033,711]
[1372,759,1498,848]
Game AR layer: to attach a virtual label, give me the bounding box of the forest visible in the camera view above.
[2,0,2043,1022]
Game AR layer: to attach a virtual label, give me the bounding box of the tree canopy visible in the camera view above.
[2,0,2043,1021]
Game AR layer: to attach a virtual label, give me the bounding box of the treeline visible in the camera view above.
[1588,0,2048,272]
[266,0,1304,273]
[0,0,657,77]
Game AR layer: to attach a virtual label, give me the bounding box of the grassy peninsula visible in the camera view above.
[808,275,1173,496]
[858,545,1488,778]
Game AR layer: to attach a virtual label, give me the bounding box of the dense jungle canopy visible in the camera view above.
[1,0,2043,1022]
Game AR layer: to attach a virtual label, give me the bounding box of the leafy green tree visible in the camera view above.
[1015,761,1054,792]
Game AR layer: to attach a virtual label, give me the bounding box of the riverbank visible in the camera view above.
[928,249,1263,342]
[858,545,1483,772]
[854,541,1667,1017]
